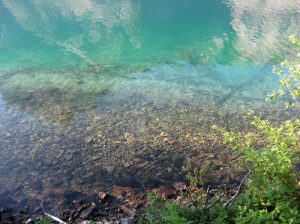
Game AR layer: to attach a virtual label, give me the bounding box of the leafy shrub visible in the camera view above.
[143,37,300,224]
[268,35,300,107]
[221,113,300,223]
[144,192,232,224]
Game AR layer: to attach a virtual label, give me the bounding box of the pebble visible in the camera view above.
[106,166,114,173]
[121,217,135,224]
[98,191,109,201]
[123,162,130,168]
[75,177,84,184]
[71,179,81,192]
[173,182,187,191]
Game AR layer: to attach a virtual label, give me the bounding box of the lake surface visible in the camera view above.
[0,0,300,211]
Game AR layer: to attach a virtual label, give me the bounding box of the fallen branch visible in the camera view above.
[223,169,252,208]
[44,213,67,224]
[218,64,270,105]
[40,200,67,224]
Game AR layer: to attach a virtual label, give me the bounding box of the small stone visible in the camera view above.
[75,177,84,184]
[121,217,135,224]
[207,153,215,159]
[166,167,173,172]
[71,179,81,192]
[112,186,135,199]
[152,186,176,199]
[98,191,109,201]
[124,162,130,168]
[65,154,73,161]
[173,182,187,191]
[84,172,95,178]
[160,132,168,137]
[106,166,114,173]
[52,179,63,187]
[19,207,28,214]
[119,205,136,216]
[1,212,15,222]
[29,180,42,190]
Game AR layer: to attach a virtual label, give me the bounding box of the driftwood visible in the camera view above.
[40,200,67,224]
[44,213,67,224]
[218,64,270,105]
[223,169,252,208]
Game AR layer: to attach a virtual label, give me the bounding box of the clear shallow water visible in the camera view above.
[0,0,300,211]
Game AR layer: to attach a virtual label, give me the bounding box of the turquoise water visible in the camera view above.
[0,0,300,211]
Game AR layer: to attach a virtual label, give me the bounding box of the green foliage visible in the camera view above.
[35,217,52,224]
[144,117,299,223]
[145,192,231,224]
[142,37,300,224]
[183,157,207,187]
[268,35,300,107]
[221,112,300,223]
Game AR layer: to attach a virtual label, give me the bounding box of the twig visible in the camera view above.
[206,185,210,194]
[223,169,252,208]
[224,184,227,200]
[44,213,67,224]
[40,200,67,224]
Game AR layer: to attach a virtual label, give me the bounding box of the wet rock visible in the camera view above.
[112,186,135,199]
[0,208,12,214]
[75,177,84,184]
[80,203,96,220]
[119,205,136,217]
[207,153,215,159]
[106,166,114,173]
[173,182,187,191]
[166,167,173,172]
[98,191,109,201]
[52,179,63,187]
[84,172,95,178]
[115,173,137,187]
[71,179,81,192]
[60,209,71,221]
[293,163,300,172]
[65,154,73,161]
[29,180,42,190]
[140,179,162,188]
[126,197,145,209]
[160,132,169,137]
[0,208,15,223]
[121,217,135,224]
[123,162,130,168]
[152,186,177,199]
[0,187,10,198]
[19,207,28,215]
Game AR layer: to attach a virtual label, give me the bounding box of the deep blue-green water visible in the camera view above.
[0,0,299,211]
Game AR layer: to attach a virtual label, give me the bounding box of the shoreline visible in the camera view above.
[1,177,245,224]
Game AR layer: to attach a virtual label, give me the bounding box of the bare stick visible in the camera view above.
[40,200,67,224]
[223,170,252,208]
[44,213,67,224]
